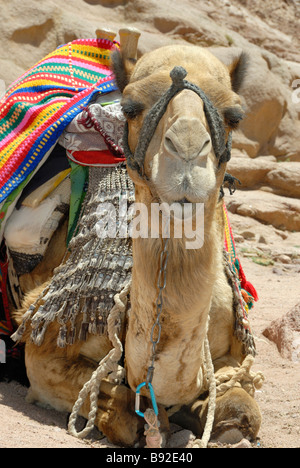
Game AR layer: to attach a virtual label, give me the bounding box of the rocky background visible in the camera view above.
[0,0,299,448]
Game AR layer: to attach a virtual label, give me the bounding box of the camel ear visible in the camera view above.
[112,28,141,92]
[228,52,249,94]
[111,50,136,92]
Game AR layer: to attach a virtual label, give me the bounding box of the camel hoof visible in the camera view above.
[210,387,262,443]
[211,425,245,444]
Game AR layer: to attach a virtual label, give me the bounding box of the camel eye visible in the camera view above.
[122,98,145,120]
[223,106,244,130]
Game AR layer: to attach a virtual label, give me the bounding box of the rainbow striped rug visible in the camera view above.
[0,37,119,235]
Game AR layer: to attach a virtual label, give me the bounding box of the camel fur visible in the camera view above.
[12,43,262,447]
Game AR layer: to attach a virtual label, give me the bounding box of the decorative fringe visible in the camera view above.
[223,250,256,357]
[12,165,134,347]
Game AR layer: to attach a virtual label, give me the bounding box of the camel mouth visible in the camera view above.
[177,197,191,205]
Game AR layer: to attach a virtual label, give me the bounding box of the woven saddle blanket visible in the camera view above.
[0,37,119,240]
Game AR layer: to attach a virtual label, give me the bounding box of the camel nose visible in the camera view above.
[164,117,212,162]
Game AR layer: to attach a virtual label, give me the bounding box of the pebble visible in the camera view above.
[241,230,256,240]
[275,254,291,264]
[231,438,252,448]
[272,267,284,275]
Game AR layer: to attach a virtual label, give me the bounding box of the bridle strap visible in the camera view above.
[123,66,232,178]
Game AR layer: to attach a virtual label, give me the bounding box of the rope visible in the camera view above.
[191,336,263,448]
[193,333,217,449]
[215,354,264,398]
[68,282,130,438]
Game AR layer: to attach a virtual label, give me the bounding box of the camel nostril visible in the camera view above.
[165,124,212,161]
[198,137,211,157]
[165,136,178,156]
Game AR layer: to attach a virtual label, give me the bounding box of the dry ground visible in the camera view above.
[0,214,299,449]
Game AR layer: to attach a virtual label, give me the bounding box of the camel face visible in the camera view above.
[116,44,246,204]
[142,88,217,205]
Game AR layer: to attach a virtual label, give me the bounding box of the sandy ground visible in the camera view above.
[0,216,299,449]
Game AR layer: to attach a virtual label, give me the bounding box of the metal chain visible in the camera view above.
[146,236,169,387]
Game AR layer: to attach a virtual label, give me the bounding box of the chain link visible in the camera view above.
[146,236,169,387]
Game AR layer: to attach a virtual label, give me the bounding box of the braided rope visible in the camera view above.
[192,352,263,448]
[215,354,264,398]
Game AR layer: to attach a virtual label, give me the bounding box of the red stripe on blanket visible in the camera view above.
[67,150,126,167]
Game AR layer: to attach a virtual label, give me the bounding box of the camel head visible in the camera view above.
[113,43,248,207]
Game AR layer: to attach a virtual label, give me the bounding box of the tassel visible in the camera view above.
[144,409,162,448]
[67,326,76,345]
[57,324,68,348]
[79,322,89,341]
[237,258,258,302]
[243,281,258,302]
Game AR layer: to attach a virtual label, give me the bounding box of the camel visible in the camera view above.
[10,29,263,447]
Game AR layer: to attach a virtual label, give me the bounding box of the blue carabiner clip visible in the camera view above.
[135,382,159,418]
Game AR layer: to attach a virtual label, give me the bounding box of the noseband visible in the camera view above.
[123,66,232,179]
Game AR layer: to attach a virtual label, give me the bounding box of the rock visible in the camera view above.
[272,267,284,276]
[233,234,244,243]
[263,303,300,362]
[258,235,267,244]
[274,254,291,264]
[226,157,276,189]
[231,438,252,449]
[265,162,300,199]
[167,425,196,448]
[227,190,300,232]
[241,230,256,240]
[211,46,300,161]
[275,229,289,240]
[237,51,287,159]
[226,157,300,200]
[213,427,245,445]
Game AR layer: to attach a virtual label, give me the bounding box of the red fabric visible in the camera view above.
[67,150,126,166]
[237,258,258,302]
[0,256,13,333]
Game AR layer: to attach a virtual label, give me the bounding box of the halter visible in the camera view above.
[122,66,232,179]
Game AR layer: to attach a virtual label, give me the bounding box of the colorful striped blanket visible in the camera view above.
[0,37,119,238]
